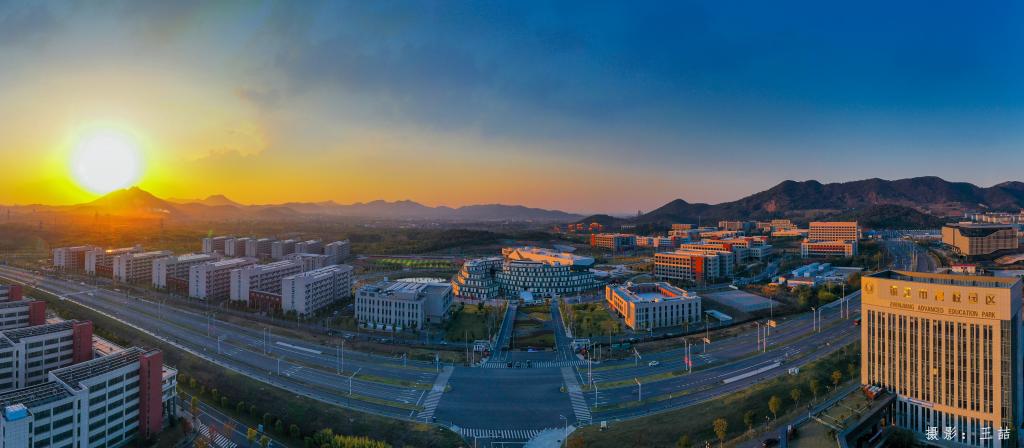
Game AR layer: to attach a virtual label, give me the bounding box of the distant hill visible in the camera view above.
[168,194,243,207]
[579,177,1023,229]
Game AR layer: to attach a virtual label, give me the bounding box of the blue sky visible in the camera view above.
[1,1,1022,213]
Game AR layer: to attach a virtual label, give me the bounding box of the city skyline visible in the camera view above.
[2,1,1021,213]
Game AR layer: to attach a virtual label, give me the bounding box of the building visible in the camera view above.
[0,285,21,302]
[605,282,701,331]
[51,246,94,272]
[808,221,860,242]
[653,249,730,284]
[85,246,142,277]
[495,247,601,297]
[451,257,503,300]
[635,236,682,250]
[942,223,1019,257]
[271,239,298,260]
[224,237,251,257]
[201,236,231,254]
[152,253,218,289]
[294,240,323,255]
[245,238,277,259]
[0,321,93,392]
[718,220,755,233]
[356,279,453,330]
[0,300,47,331]
[590,233,636,251]
[286,253,329,271]
[0,346,178,447]
[324,240,351,264]
[189,258,256,300]
[800,240,858,258]
[281,265,354,317]
[861,271,1023,447]
[229,260,303,302]
[112,251,172,284]
[671,223,694,231]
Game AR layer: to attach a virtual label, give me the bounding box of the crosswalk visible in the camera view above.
[481,359,586,369]
[197,420,238,448]
[561,367,592,425]
[458,427,556,440]
[415,366,453,422]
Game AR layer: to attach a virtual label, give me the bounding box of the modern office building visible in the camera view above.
[271,239,298,260]
[0,285,21,302]
[653,249,729,284]
[189,258,256,300]
[451,257,503,300]
[224,237,251,257]
[861,270,1023,447]
[201,236,232,254]
[590,233,636,251]
[85,246,143,277]
[151,253,218,290]
[495,247,600,297]
[229,260,303,302]
[51,246,94,273]
[800,240,858,258]
[0,321,93,392]
[0,300,46,331]
[801,221,860,258]
[324,240,351,264]
[606,282,701,331]
[112,251,172,284]
[280,265,353,317]
[0,346,178,447]
[356,279,453,330]
[942,223,1020,257]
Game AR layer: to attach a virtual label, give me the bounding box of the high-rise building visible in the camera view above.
[201,236,232,254]
[808,221,860,241]
[112,251,172,284]
[85,246,142,276]
[589,233,636,251]
[281,265,354,316]
[324,240,351,264]
[0,300,47,330]
[294,239,323,255]
[152,253,218,289]
[285,253,329,271]
[942,223,1020,257]
[606,282,701,331]
[229,260,303,302]
[356,279,452,330]
[51,246,94,272]
[271,239,298,260]
[0,321,93,392]
[653,249,730,284]
[247,238,276,259]
[224,237,251,257]
[189,258,256,300]
[861,270,1022,447]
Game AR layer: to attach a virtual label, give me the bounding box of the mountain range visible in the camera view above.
[8,187,583,223]
[582,177,1024,229]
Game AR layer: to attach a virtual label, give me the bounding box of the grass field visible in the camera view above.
[563,301,622,338]
[371,258,457,270]
[445,303,500,342]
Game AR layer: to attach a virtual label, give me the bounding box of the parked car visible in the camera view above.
[762,438,780,447]
[648,360,660,367]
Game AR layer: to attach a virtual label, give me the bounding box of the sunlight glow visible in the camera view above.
[69,129,144,194]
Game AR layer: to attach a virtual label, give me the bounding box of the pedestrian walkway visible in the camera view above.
[560,366,592,425]
[415,365,453,422]
[481,359,585,369]
[196,420,238,448]
[458,427,556,440]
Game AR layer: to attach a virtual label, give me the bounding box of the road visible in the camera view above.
[883,238,937,272]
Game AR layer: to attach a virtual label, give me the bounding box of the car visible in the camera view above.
[762,438,780,447]
[648,361,660,367]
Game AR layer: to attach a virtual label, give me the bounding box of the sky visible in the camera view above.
[1,1,1022,214]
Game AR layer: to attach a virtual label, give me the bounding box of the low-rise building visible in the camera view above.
[356,279,452,330]
[496,247,601,297]
[942,222,1019,256]
[800,240,857,258]
[590,233,636,251]
[634,236,682,250]
[718,220,755,233]
[189,258,256,300]
[808,221,860,241]
[152,253,218,290]
[229,260,302,302]
[112,251,172,284]
[606,282,701,331]
[281,265,354,317]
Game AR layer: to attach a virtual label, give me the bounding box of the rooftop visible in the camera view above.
[502,247,595,267]
[609,282,698,303]
[52,347,149,391]
[0,382,71,410]
[868,270,1021,289]
[2,321,75,343]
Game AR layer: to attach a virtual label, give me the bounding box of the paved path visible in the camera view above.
[416,365,454,422]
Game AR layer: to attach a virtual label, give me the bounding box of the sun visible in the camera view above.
[70,129,144,194]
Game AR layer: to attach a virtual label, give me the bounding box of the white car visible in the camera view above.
[648,361,660,367]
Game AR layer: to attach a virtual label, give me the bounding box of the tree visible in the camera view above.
[211,388,219,401]
[195,438,210,448]
[768,395,782,420]
[847,362,858,380]
[713,418,728,448]
[274,419,284,433]
[190,396,199,416]
[567,436,586,448]
[676,434,692,448]
[263,413,273,428]
[289,423,301,438]
[790,387,802,405]
[259,435,271,448]
[831,370,843,388]
[189,378,198,389]
[236,401,246,414]
[221,396,229,409]
[246,427,258,448]
[743,411,755,432]
[810,378,821,401]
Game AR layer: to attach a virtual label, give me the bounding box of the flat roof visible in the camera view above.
[608,282,698,303]
[52,347,147,390]
[2,321,75,343]
[0,382,71,410]
[868,270,1021,288]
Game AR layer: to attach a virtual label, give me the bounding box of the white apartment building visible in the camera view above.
[271,239,298,260]
[0,321,93,392]
[224,237,251,257]
[85,246,142,276]
[356,280,453,330]
[51,246,95,272]
[286,253,329,271]
[112,251,172,284]
[229,260,303,302]
[324,240,351,264]
[294,240,323,255]
[0,300,47,331]
[201,236,231,254]
[281,265,354,317]
[189,258,256,300]
[0,347,177,447]
[246,238,276,259]
[151,253,218,289]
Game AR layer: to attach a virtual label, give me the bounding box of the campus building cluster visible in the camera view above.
[605,282,701,331]
[861,270,1022,447]
[942,223,1020,257]
[201,236,350,264]
[800,221,860,258]
[356,279,453,330]
[451,247,601,300]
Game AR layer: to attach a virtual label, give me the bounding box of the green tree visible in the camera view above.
[246,428,258,448]
[262,413,273,428]
[289,423,301,438]
[810,378,821,401]
[190,396,199,416]
[847,362,858,380]
[713,418,728,448]
[676,434,692,448]
[259,435,271,448]
[249,404,257,418]
[236,401,246,414]
[189,378,197,389]
[274,419,284,433]
[211,388,219,401]
[743,410,755,432]
[221,396,229,409]
[831,370,843,388]
[790,387,802,405]
[768,395,782,420]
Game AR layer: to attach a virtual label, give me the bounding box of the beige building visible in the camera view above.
[653,249,729,284]
[861,270,1023,447]
[606,282,701,331]
[800,240,857,258]
[808,221,860,241]
[942,223,1019,257]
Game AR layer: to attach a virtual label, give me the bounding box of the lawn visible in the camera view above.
[562,301,622,339]
[445,302,501,342]
[569,343,861,448]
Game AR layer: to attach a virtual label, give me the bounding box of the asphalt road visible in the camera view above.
[883,239,937,272]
